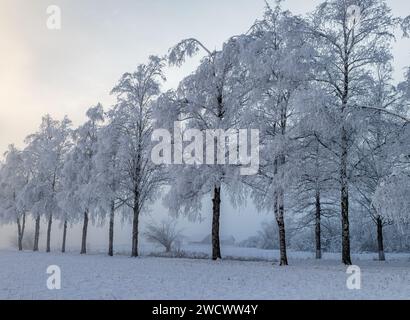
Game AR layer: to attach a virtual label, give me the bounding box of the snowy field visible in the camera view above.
[0,247,409,300]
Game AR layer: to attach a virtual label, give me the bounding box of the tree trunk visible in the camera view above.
[212,185,222,260]
[273,152,288,266]
[340,56,352,266]
[276,188,288,266]
[315,190,322,259]
[46,214,52,253]
[22,213,26,242]
[131,189,140,257]
[16,213,26,251]
[131,206,139,257]
[33,215,40,251]
[62,220,67,253]
[16,218,22,251]
[376,216,385,261]
[340,126,352,265]
[108,201,115,257]
[81,210,89,254]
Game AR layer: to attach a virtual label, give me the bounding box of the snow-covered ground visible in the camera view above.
[0,247,409,300]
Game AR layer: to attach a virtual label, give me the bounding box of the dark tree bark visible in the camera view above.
[16,213,26,251]
[212,185,222,260]
[315,190,322,259]
[61,220,67,253]
[33,215,40,251]
[131,188,141,257]
[341,191,351,265]
[376,216,386,261]
[275,188,288,266]
[273,152,288,266]
[210,91,224,262]
[108,201,115,257]
[340,128,352,265]
[276,105,289,266]
[17,219,23,251]
[131,206,140,257]
[340,59,352,266]
[46,214,52,253]
[130,139,143,259]
[80,210,89,254]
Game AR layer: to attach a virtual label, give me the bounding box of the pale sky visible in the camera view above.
[0,0,409,248]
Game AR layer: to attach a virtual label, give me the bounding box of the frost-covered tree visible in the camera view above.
[144,219,182,253]
[290,88,340,259]
[0,0,408,264]
[0,145,30,251]
[240,3,314,265]
[307,0,401,265]
[23,115,72,252]
[161,35,249,260]
[93,115,124,256]
[372,68,410,225]
[352,63,405,261]
[59,104,104,254]
[110,56,168,257]
[373,170,410,225]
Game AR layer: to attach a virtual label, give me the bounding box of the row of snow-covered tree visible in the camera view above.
[0,0,409,265]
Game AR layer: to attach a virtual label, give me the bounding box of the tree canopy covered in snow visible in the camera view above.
[0,0,409,264]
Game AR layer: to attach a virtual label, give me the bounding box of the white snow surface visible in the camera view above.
[0,248,409,300]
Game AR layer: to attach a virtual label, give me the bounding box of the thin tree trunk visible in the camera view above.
[341,127,352,265]
[33,215,40,251]
[61,220,67,253]
[17,218,22,251]
[46,214,52,253]
[131,189,140,257]
[212,185,222,260]
[16,213,25,251]
[80,210,89,254]
[212,91,223,261]
[273,152,288,266]
[340,56,352,266]
[376,216,385,261]
[22,212,26,240]
[108,201,115,257]
[276,187,288,266]
[315,190,322,259]
[131,206,139,257]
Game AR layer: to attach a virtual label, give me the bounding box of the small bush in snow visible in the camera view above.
[144,219,183,253]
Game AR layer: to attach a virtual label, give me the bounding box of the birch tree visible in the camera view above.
[373,68,410,225]
[352,63,404,261]
[59,104,104,254]
[23,115,72,252]
[93,115,123,256]
[307,0,400,265]
[241,3,314,265]
[0,145,30,251]
[111,56,168,257]
[290,88,340,259]
[162,36,249,260]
